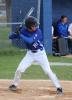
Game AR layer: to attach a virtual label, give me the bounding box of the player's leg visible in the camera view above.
[35,50,63,94]
[9,51,34,91]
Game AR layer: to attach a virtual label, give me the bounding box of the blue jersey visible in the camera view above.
[56,22,68,38]
[9,28,44,51]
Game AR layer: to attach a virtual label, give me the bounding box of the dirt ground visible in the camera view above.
[0,80,72,100]
[63,55,72,58]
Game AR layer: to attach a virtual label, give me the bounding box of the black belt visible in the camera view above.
[31,48,43,53]
[31,50,37,53]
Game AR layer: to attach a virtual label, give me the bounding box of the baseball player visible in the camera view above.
[9,16,63,95]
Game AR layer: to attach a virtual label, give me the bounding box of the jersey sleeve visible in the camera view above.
[20,29,43,44]
[20,34,34,44]
[9,32,20,39]
[9,27,25,39]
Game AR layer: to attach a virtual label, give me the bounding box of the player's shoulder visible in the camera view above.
[57,22,64,29]
[36,28,41,31]
[20,27,28,34]
[36,28,42,34]
[57,22,62,26]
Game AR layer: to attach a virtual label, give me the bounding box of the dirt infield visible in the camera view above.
[0,80,72,100]
[63,55,72,58]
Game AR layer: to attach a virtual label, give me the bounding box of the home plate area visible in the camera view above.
[0,80,72,100]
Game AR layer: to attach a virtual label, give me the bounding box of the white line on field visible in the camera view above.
[33,62,72,66]
[50,62,72,66]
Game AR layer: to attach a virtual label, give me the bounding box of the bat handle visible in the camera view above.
[15,25,22,34]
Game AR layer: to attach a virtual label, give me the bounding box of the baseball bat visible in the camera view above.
[16,7,35,33]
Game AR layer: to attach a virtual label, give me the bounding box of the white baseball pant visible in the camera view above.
[12,49,61,88]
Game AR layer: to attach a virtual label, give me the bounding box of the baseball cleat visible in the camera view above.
[9,84,17,91]
[57,88,63,95]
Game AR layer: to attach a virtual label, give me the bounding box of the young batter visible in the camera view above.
[9,16,63,95]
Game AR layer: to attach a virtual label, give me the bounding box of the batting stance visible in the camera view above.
[9,16,63,95]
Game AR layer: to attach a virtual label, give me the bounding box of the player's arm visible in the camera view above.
[20,30,42,44]
[9,32,20,39]
[20,34,33,44]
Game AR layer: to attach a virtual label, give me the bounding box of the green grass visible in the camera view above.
[48,55,72,63]
[0,53,72,80]
[0,27,10,39]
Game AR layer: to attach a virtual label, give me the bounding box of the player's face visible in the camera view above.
[28,25,36,32]
[62,17,68,24]
[31,25,37,32]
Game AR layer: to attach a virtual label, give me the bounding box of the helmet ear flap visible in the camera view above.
[25,16,38,29]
